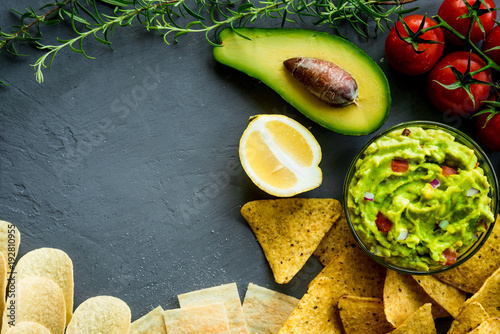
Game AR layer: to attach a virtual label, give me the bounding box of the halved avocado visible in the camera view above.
[213,28,391,136]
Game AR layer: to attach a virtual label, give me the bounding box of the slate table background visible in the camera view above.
[1,0,499,331]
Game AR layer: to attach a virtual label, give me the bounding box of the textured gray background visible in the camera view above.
[1,0,498,331]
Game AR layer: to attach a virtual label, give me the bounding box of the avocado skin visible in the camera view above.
[213,28,391,136]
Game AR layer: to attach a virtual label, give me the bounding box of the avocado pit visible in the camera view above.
[283,57,358,107]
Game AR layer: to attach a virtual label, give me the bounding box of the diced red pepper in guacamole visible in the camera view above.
[376,212,393,233]
[391,159,409,173]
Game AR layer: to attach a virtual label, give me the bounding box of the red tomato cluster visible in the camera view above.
[385,0,500,151]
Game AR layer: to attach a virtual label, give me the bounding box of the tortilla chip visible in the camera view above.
[130,306,167,334]
[435,215,500,293]
[15,248,74,325]
[384,270,449,327]
[412,275,466,318]
[314,242,386,299]
[1,276,65,334]
[279,244,385,334]
[389,303,436,334]
[467,317,500,334]
[177,283,248,334]
[4,322,51,334]
[448,302,489,334]
[66,295,131,334]
[278,276,342,334]
[242,283,299,334]
[313,210,353,266]
[164,302,231,334]
[462,266,500,318]
[241,198,341,283]
[338,296,393,334]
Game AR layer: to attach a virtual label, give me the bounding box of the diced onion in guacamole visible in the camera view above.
[348,126,495,271]
[430,178,440,189]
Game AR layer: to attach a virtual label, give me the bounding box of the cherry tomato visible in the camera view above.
[442,248,457,266]
[426,51,492,116]
[385,15,445,75]
[482,25,500,65]
[375,212,393,233]
[476,112,500,151]
[438,0,497,45]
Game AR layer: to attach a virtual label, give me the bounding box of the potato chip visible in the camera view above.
[313,210,353,266]
[242,283,299,334]
[177,283,248,334]
[130,306,167,334]
[278,277,342,334]
[1,276,65,334]
[241,198,341,283]
[338,296,393,334]
[448,302,489,334]
[0,220,21,269]
[462,266,500,318]
[435,215,500,293]
[15,248,73,325]
[0,253,7,329]
[164,302,231,334]
[467,317,500,334]
[65,295,131,334]
[389,303,436,334]
[384,270,449,327]
[4,321,51,334]
[412,275,466,318]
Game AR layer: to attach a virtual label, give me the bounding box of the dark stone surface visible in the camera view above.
[0,0,498,331]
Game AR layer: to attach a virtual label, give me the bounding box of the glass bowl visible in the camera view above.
[343,121,498,275]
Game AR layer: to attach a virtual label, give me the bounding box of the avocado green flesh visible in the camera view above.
[213,28,391,136]
[347,127,495,271]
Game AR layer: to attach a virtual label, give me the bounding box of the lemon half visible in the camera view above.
[239,114,322,197]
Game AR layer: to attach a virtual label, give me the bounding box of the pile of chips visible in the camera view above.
[241,198,500,333]
[0,219,302,333]
[2,196,500,333]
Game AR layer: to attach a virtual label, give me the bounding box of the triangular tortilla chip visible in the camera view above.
[313,210,353,266]
[389,303,436,334]
[412,275,466,318]
[338,296,393,334]
[468,317,500,334]
[448,302,489,334]
[462,266,500,318]
[384,270,449,328]
[241,198,341,283]
[164,303,231,334]
[279,243,385,334]
[130,306,167,334]
[242,283,299,334]
[435,215,500,293]
[278,276,342,334]
[177,283,248,334]
[314,242,386,299]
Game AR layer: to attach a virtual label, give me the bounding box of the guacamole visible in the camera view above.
[347,126,495,271]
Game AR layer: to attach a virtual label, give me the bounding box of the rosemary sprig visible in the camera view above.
[1,0,416,84]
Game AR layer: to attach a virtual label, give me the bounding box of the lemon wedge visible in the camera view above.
[239,114,322,197]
